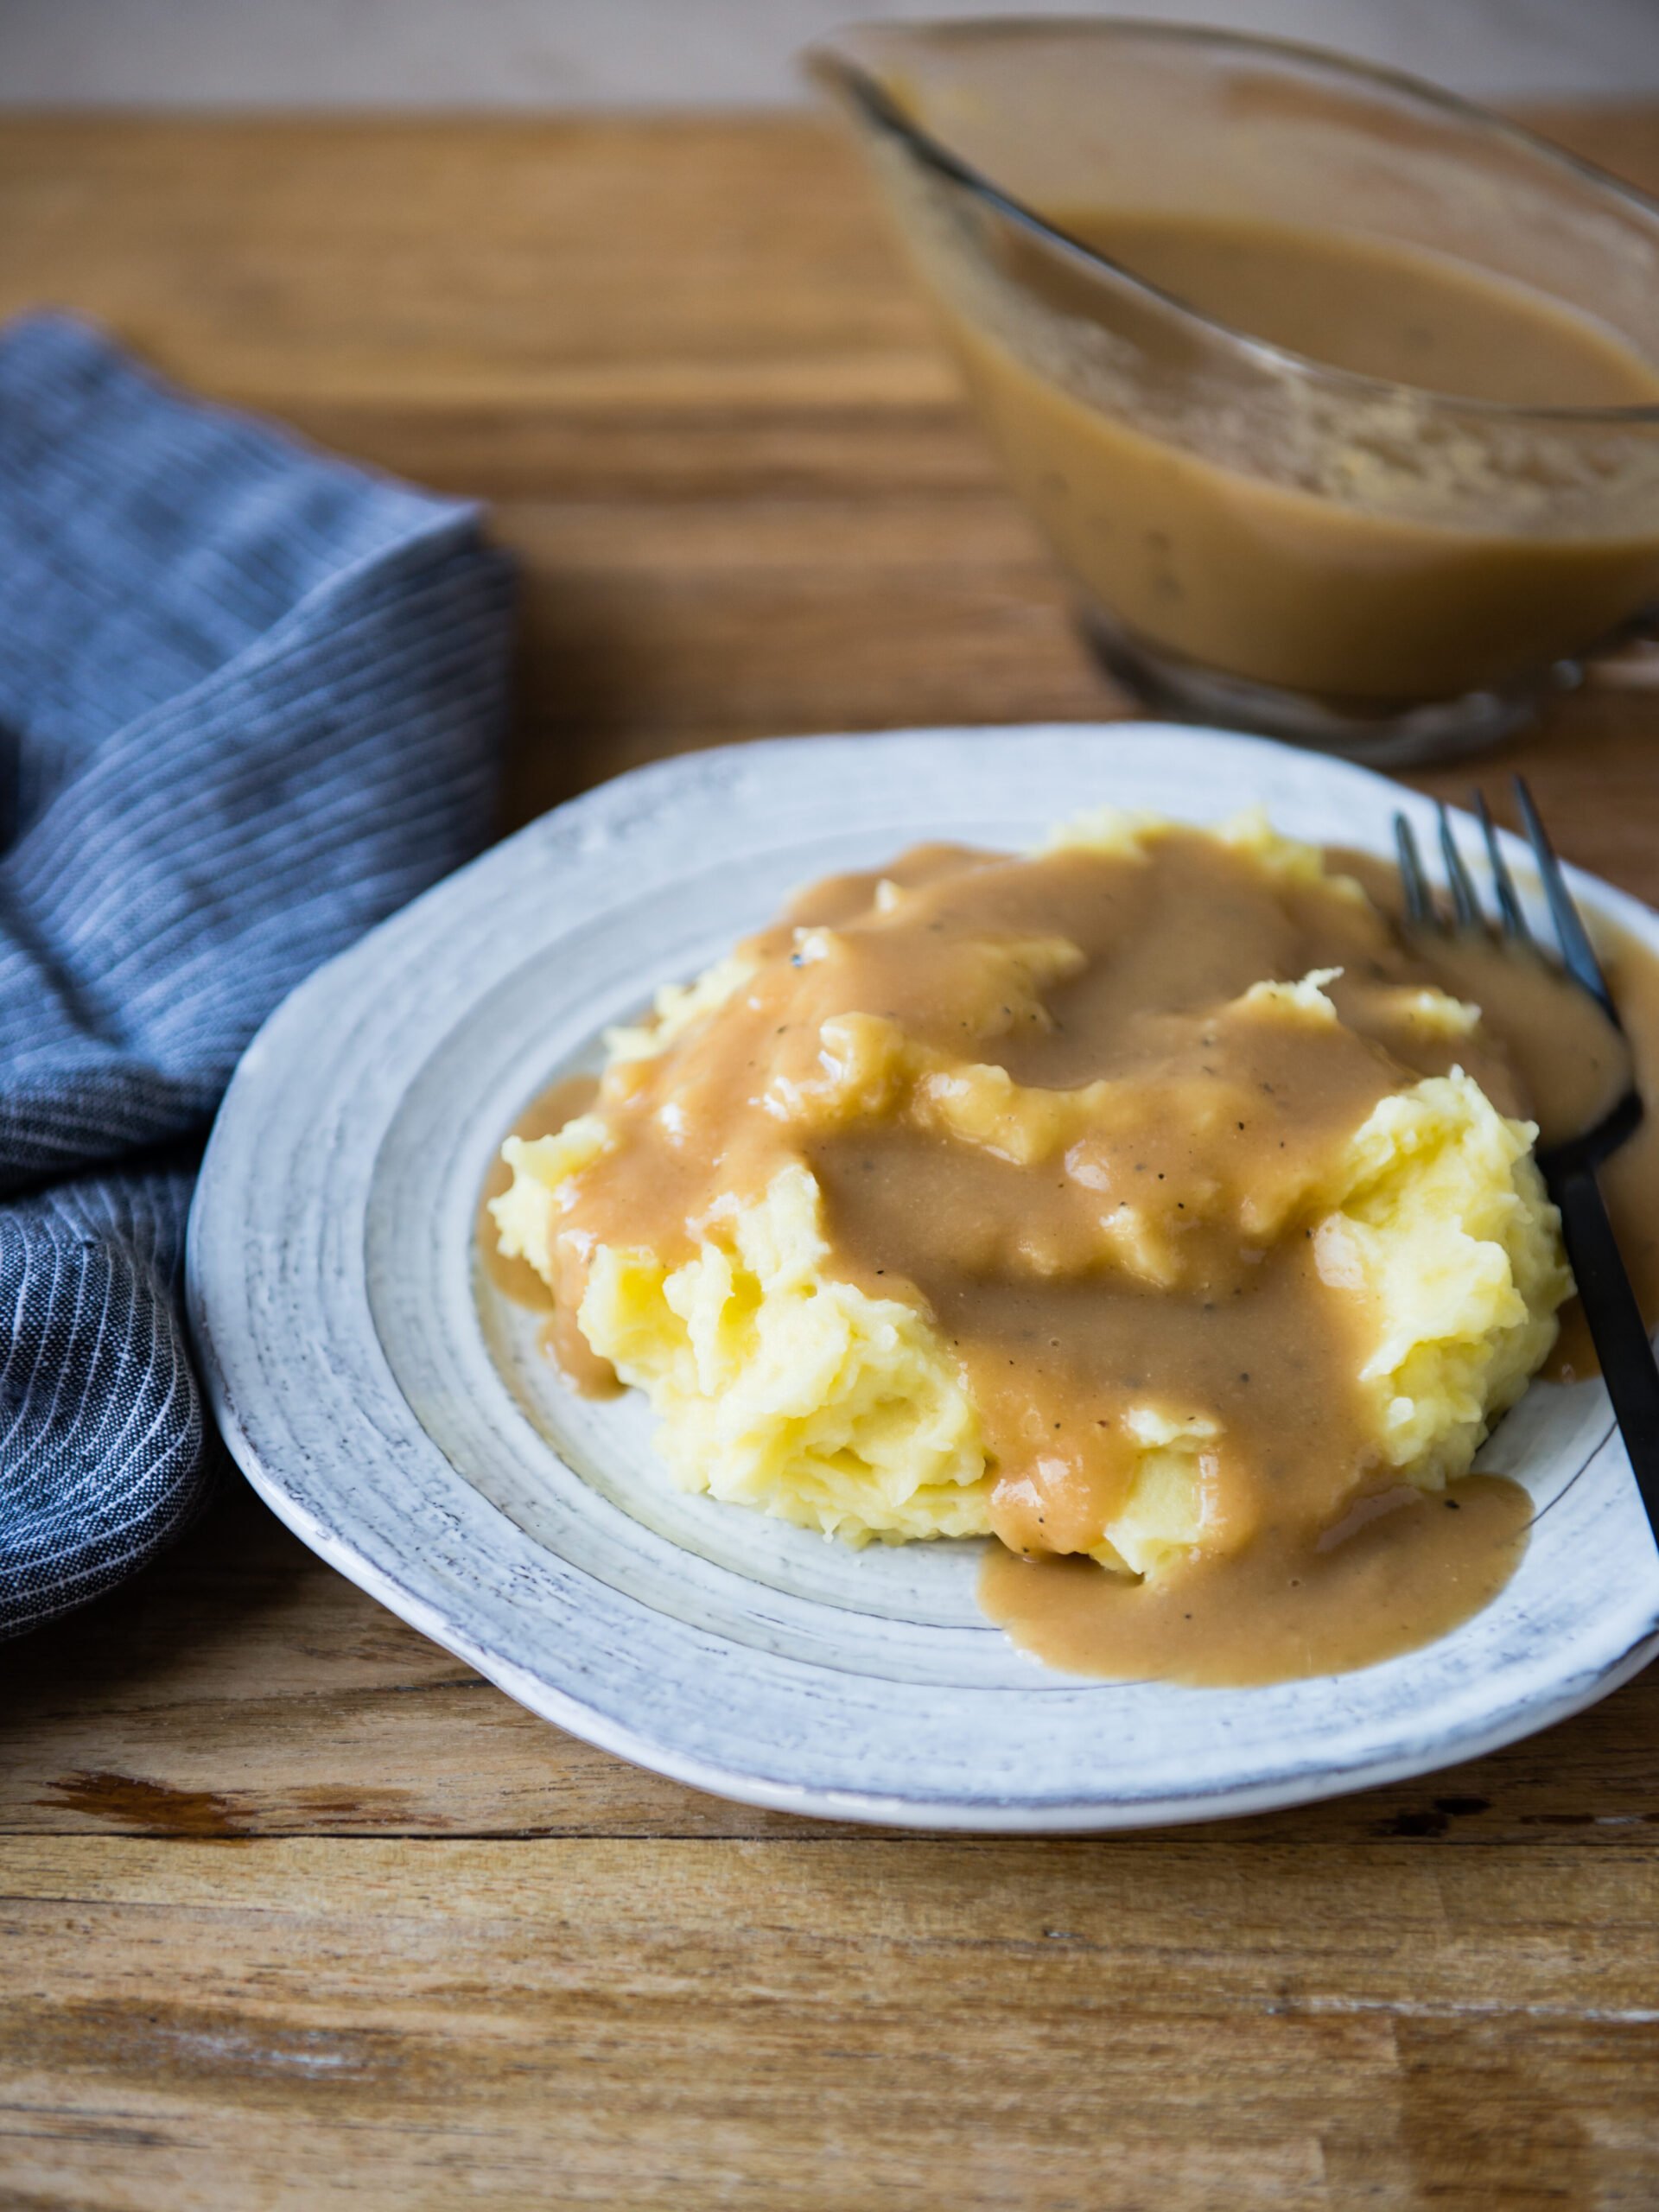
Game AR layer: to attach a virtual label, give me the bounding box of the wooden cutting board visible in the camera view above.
[1,105,1657,2211]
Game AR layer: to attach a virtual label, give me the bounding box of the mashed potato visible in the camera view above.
[493,810,1571,1577]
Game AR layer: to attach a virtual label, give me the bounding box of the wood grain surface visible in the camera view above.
[3,106,1659,2211]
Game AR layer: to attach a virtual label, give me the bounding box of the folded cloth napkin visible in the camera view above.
[0,314,515,1638]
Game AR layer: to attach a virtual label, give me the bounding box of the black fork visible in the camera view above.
[1394,780,1659,1539]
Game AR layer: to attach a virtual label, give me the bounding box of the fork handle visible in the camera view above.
[1550,1160,1659,1529]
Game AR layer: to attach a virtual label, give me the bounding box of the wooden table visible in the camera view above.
[3,107,1659,2210]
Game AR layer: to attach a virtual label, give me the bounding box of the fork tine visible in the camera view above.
[1473,788,1531,945]
[1394,812,1433,928]
[1512,775,1616,1016]
[1437,802,1483,931]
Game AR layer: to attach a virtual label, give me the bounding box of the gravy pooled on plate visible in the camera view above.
[486,811,1625,1686]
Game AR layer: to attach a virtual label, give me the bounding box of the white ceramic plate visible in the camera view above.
[188,724,1659,1830]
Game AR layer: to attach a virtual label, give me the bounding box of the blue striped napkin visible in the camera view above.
[1,314,515,1638]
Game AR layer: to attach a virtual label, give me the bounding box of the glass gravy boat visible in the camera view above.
[809,20,1659,764]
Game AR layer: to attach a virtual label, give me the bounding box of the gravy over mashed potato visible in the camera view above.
[489,810,1597,1684]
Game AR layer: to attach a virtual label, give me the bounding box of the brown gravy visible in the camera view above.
[980,1475,1531,1688]
[1574,931,1659,1376]
[944,211,1659,701]
[1335,851,1657,1383]
[481,832,1659,1686]
[477,1072,623,1398]
[1069,213,1659,408]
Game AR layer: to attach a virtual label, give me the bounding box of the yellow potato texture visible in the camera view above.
[492,814,1570,1575]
